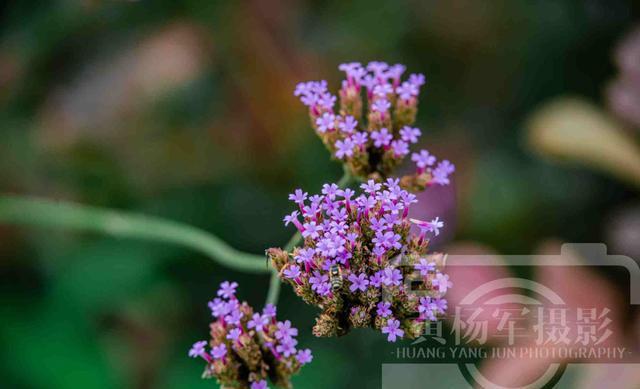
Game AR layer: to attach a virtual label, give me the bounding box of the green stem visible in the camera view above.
[265,270,281,307]
[0,195,269,274]
[0,166,357,305]
[265,167,356,305]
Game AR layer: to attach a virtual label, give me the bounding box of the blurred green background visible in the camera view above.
[1,1,639,388]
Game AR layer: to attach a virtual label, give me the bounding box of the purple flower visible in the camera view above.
[315,238,333,258]
[432,273,452,294]
[338,62,362,74]
[339,115,358,133]
[432,160,455,185]
[400,126,421,143]
[339,62,364,84]
[302,221,324,239]
[411,150,436,170]
[390,140,409,157]
[227,327,242,341]
[309,271,328,292]
[315,112,336,133]
[415,258,435,276]
[295,248,315,266]
[383,201,403,215]
[288,189,308,204]
[294,81,310,97]
[336,251,352,266]
[372,246,387,260]
[299,92,318,107]
[366,269,382,287]
[361,179,382,194]
[373,231,402,250]
[322,183,340,199]
[296,348,313,365]
[225,298,239,313]
[382,318,404,342]
[396,81,418,100]
[371,128,392,147]
[225,307,243,325]
[351,131,368,148]
[410,217,444,236]
[296,80,330,108]
[208,298,225,317]
[361,74,376,92]
[401,191,417,206]
[276,337,298,357]
[348,273,370,292]
[316,281,332,297]
[188,340,207,358]
[367,61,389,76]
[386,177,400,190]
[338,188,355,201]
[386,63,406,83]
[211,343,227,360]
[335,138,356,159]
[418,297,437,321]
[283,264,301,280]
[287,62,454,343]
[373,83,393,97]
[263,304,277,318]
[434,298,448,314]
[318,92,336,110]
[377,301,392,317]
[409,73,426,86]
[283,211,301,228]
[357,195,377,213]
[369,217,387,232]
[275,320,299,340]
[248,313,269,332]
[382,213,400,227]
[213,301,231,318]
[309,194,324,206]
[218,281,238,299]
[192,281,314,384]
[372,98,391,113]
[251,380,268,389]
[428,217,444,236]
[382,267,403,287]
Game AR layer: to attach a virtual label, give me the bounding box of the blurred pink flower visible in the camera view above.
[607,25,640,128]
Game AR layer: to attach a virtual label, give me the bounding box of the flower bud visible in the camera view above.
[294,62,443,182]
[276,180,452,343]
[189,282,313,388]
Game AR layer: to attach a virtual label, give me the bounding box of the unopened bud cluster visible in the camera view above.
[269,179,452,342]
[294,61,454,189]
[189,282,312,389]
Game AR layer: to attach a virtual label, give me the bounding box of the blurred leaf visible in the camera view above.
[526,97,640,189]
[157,357,215,389]
[0,305,122,389]
[49,240,170,314]
[291,345,348,389]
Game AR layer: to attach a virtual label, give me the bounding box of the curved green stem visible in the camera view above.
[0,166,357,305]
[0,195,269,274]
[265,167,356,305]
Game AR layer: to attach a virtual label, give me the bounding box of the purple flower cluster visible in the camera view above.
[294,61,454,187]
[269,180,451,342]
[189,281,312,388]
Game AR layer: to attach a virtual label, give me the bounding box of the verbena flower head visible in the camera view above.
[294,61,453,190]
[268,180,451,341]
[189,281,312,388]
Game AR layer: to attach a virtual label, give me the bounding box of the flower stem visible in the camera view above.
[265,167,355,305]
[0,195,269,273]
